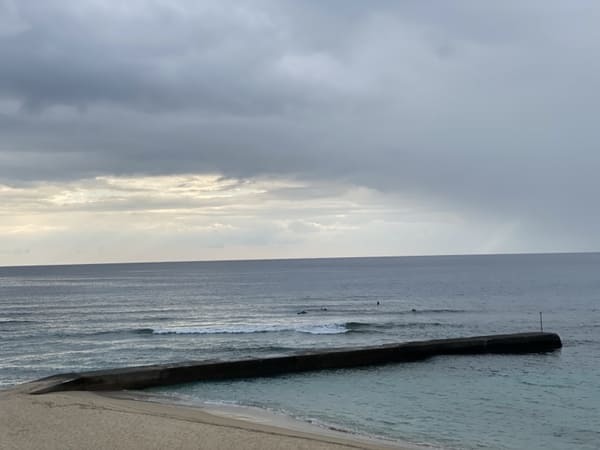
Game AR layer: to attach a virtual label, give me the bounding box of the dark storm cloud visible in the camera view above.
[1,0,600,247]
[0,1,286,112]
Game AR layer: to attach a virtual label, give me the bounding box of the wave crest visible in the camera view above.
[145,320,461,336]
[151,322,351,335]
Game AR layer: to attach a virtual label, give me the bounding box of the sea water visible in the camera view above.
[1,254,598,449]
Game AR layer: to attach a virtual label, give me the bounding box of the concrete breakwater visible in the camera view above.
[31,332,561,394]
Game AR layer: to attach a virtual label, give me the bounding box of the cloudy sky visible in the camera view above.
[1,0,599,265]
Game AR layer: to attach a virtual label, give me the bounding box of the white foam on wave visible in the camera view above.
[296,324,348,334]
[0,317,34,324]
[151,322,349,335]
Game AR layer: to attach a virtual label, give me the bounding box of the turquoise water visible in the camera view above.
[1,254,599,448]
[158,351,597,450]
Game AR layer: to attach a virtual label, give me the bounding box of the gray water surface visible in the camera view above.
[1,253,599,449]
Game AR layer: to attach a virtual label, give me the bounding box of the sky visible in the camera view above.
[1,0,599,266]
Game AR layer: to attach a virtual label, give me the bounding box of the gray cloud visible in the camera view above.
[1,0,600,252]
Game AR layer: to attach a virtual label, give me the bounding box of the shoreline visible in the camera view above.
[0,382,424,450]
[108,390,435,449]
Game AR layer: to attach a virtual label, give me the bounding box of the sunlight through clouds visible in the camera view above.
[0,173,488,265]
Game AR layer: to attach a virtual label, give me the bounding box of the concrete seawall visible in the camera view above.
[31,332,561,394]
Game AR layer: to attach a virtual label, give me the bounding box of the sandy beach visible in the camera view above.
[0,382,413,450]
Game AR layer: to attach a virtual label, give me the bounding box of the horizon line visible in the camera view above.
[1,250,598,270]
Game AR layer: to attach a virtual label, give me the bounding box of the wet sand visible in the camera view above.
[0,382,416,450]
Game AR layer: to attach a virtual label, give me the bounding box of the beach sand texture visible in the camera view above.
[0,383,410,450]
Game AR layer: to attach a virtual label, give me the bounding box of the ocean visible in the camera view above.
[1,253,598,449]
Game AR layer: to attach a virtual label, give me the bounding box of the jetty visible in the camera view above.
[31,332,561,394]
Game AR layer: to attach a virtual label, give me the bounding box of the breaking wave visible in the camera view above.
[150,323,352,335]
[144,320,459,336]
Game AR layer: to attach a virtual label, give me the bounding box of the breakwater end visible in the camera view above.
[30,332,561,394]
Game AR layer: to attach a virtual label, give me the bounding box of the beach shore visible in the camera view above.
[0,382,415,450]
